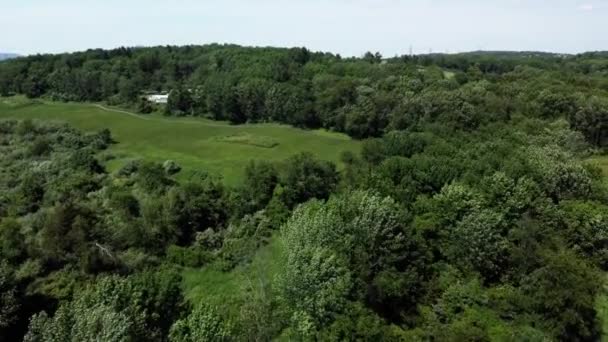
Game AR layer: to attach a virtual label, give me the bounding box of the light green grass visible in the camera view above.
[588,156,608,177]
[212,132,279,148]
[0,98,360,185]
[443,70,456,79]
[182,235,285,313]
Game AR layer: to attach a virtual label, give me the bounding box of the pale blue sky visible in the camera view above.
[2,0,606,56]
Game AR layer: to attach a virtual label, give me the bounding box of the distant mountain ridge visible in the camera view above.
[419,50,608,59]
[0,53,20,61]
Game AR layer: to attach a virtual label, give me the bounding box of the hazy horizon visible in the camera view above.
[2,0,607,57]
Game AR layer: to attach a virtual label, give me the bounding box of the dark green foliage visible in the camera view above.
[1,45,602,141]
[2,45,608,341]
[163,160,182,176]
[219,211,274,270]
[165,180,229,245]
[14,172,45,214]
[28,137,53,156]
[278,191,431,333]
[137,96,154,114]
[166,86,193,116]
[238,160,279,214]
[280,152,339,208]
[67,148,104,173]
[166,245,212,268]
[569,96,608,148]
[560,201,608,268]
[521,250,601,340]
[136,161,173,193]
[0,263,20,333]
[169,304,232,342]
[24,269,185,341]
[88,128,113,150]
[0,219,26,264]
[536,90,579,119]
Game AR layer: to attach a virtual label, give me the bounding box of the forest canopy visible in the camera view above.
[0,45,606,145]
[0,45,607,341]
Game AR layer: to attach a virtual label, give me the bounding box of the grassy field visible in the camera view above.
[588,156,608,177]
[443,70,456,79]
[0,97,360,184]
[182,235,285,317]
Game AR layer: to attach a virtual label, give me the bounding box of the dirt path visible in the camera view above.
[93,104,155,121]
[91,104,284,129]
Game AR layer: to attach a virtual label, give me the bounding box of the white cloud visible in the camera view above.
[579,3,594,11]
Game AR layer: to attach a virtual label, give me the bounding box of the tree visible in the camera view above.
[235,78,269,122]
[343,96,386,138]
[166,87,193,116]
[278,191,430,332]
[137,96,154,114]
[521,250,601,340]
[24,302,131,342]
[536,90,579,119]
[363,51,382,64]
[239,160,279,213]
[163,160,182,176]
[0,219,26,264]
[280,152,339,208]
[118,77,138,103]
[264,83,307,123]
[136,161,173,193]
[560,200,608,269]
[22,75,45,98]
[448,209,510,282]
[0,263,20,333]
[169,304,232,342]
[569,96,608,147]
[526,145,592,202]
[165,180,229,245]
[25,270,184,342]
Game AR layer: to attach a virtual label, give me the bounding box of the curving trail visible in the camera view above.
[91,104,286,129]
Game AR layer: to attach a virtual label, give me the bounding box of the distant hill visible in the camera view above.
[418,51,572,59]
[0,53,20,61]
[459,50,568,57]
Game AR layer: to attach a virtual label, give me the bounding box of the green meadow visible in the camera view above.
[0,96,330,315]
[589,156,608,177]
[0,97,360,184]
[182,235,285,316]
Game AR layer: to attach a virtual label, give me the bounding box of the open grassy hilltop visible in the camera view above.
[0,97,360,184]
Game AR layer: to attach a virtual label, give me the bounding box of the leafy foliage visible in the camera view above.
[1,45,608,341]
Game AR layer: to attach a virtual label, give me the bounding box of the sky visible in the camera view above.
[1,0,607,56]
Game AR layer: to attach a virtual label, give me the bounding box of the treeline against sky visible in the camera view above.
[0,45,608,340]
[0,45,606,145]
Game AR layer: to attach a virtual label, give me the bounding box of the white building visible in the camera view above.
[146,94,169,104]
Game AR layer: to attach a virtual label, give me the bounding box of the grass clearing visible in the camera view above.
[588,156,608,177]
[0,97,360,185]
[212,132,279,148]
[443,70,456,79]
[182,235,285,314]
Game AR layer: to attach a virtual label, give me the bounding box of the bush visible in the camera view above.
[166,245,213,268]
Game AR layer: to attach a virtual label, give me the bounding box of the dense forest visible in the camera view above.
[0,45,607,144]
[0,45,608,341]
